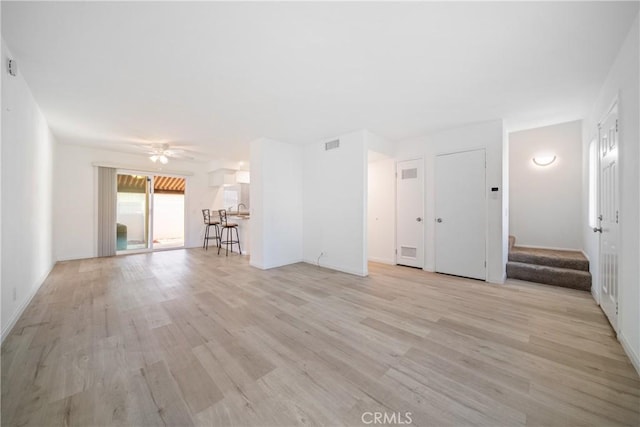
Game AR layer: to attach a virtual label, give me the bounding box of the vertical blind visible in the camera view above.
[97,167,117,257]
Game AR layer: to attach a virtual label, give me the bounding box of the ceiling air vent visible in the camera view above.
[325,139,340,151]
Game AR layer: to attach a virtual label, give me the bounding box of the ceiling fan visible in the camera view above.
[138,143,194,164]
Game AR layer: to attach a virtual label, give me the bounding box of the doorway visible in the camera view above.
[435,149,487,280]
[116,172,186,252]
[396,159,424,268]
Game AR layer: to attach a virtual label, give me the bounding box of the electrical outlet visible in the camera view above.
[12,287,16,301]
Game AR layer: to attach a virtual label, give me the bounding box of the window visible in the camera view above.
[223,186,239,210]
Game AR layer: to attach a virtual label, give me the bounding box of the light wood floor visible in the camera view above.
[2,250,639,426]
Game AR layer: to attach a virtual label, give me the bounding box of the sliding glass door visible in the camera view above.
[116,172,185,252]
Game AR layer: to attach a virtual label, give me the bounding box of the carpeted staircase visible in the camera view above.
[506,236,591,291]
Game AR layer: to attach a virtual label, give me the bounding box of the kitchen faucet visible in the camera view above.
[238,203,247,212]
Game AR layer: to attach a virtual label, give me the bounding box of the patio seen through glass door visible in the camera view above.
[116,173,186,252]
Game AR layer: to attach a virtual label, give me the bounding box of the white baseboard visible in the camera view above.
[367,256,395,265]
[619,332,640,376]
[250,258,303,270]
[302,259,368,277]
[56,253,95,262]
[249,261,263,269]
[1,263,54,343]
[591,286,600,305]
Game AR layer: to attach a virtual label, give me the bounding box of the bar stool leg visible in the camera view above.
[235,227,242,255]
[218,226,228,255]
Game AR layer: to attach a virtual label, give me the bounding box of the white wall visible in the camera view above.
[396,120,507,283]
[367,156,395,264]
[54,143,215,260]
[1,40,56,339]
[509,120,583,250]
[250,130,388,275]
[0,26,4,344]
[366,130,395,159]
[249,138,303,269]
[303,130,368,276]
[582,14,640,372]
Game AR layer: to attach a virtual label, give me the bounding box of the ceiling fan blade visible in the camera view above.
[169,152,195,160]
[164,149,186,156]
[132,144,160,154]
[126,142,199,160]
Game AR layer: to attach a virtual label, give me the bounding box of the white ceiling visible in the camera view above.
[3,1,638,162]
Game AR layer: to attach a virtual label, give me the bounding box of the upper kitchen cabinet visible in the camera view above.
[236,170,250,184]
[209,169,251,186]
[209,169,237,187]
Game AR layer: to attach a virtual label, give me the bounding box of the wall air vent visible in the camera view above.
[401,168,418,180]
[400,246,417,258]
[325,139,340,151]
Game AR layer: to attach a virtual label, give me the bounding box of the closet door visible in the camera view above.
[435,149,487,280]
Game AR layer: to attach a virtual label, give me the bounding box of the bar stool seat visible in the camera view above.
[218,209,241,256]
[202,209,220,250]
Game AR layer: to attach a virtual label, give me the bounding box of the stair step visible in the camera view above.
[506,261,591,291]
[509,247,589,271]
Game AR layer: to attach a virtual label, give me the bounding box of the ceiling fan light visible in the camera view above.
[159,155,169,164]
[150,154,159,162]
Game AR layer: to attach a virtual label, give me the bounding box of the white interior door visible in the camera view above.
[396,159,424,268]
[435,149,486,280]
[597,103,619,331]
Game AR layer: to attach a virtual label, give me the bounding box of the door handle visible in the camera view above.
[593,227,602,233]
[436,218,443,223]
[416,217,422,222]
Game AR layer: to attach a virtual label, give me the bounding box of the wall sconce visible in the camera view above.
[532,154,556,167]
